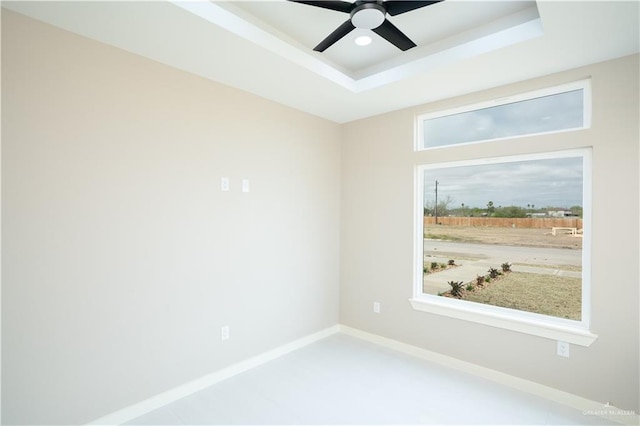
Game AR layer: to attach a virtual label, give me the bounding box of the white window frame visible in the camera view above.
[415,79,592,151]
[411,149,597,347]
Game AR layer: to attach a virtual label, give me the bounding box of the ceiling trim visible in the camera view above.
[5,1,637,123]
[171,0,543,93]
[355,7,543,91]
[169,1,358,90]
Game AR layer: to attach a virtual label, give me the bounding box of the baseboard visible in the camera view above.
[339,325,639,426]
[88,324,637,426]
[87,325,340,425]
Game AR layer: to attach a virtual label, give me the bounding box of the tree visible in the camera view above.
[486,200,495,215]
[425,195,455,218]
[570,205,583,218]
[494,205,527,218]
[468,207,484,217]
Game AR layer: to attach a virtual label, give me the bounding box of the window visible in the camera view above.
[411,82,596,346]
[416,80,590,150]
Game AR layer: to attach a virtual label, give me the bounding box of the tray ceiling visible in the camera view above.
[3,1,639,123]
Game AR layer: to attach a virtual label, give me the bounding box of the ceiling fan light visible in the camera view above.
[355,35,372,46]
[351,5,385,30]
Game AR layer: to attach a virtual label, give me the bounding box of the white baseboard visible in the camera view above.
[88,324,637,426]
[87,325,340,425]
[339,325,639,426]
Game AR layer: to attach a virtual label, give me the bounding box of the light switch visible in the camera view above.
[242,179,250,193]
[221,177,230,192]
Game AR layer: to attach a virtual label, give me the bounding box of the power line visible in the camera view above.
[434,180,439,225]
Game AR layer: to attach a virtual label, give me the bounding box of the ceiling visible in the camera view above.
[3,1,639,123]
[222,1,540,76]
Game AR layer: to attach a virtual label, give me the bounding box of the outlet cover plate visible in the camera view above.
[221,325,230,341]
[557,340,570,357]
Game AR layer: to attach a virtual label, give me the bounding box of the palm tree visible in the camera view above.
[487,201,495,215]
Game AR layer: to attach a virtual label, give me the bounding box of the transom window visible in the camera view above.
[416,80,590,150]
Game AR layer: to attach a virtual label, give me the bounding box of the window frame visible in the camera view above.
[411,149,597,346]
[415,79,592,151]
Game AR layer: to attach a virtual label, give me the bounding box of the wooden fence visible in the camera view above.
[424,216,583,229]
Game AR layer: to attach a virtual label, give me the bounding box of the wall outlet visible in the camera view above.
[557,340,570,357]
[373,302,381,313]
[221,325,230,341]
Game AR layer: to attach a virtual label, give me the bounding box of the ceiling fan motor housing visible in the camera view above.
[290,0,442,51]
[351,2,386,29]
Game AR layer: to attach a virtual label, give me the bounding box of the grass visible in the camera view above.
[462,272,581,320]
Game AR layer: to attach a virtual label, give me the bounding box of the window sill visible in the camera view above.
[409,297,597,347]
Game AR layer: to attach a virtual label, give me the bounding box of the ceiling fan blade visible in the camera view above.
[372,19,416,51]
[383,0,443,16]
[288,0,354,14]
[314,19,355,52]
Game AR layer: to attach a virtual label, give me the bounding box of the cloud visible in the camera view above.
[423,156,583,208]
[422,89,584,148]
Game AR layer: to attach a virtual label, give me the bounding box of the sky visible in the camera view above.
[422,89,584,148]
[423,156,584,209]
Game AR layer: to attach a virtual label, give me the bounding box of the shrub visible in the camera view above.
[448,259,456,266]
[501,262,512,272]
[431,262,438,270]
[448,280,465,298]
[466,284,474,292]
[488,267,500,279]
[476,275,485,286]
[485,276,492,283]
[439,263,447,269]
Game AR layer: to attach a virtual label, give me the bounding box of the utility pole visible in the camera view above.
[434,180,439,225]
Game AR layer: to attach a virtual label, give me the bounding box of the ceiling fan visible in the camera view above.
[289,0,443,52]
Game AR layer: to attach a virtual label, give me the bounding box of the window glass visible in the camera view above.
[419,88,585,149]
[419,152,587,323]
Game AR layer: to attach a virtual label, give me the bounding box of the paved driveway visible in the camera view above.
[424,240,582,266]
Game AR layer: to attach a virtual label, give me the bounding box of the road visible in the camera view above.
[424,240,582,266]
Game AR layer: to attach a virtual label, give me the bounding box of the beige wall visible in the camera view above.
[341,54,639,412]
[1,10,341,424]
